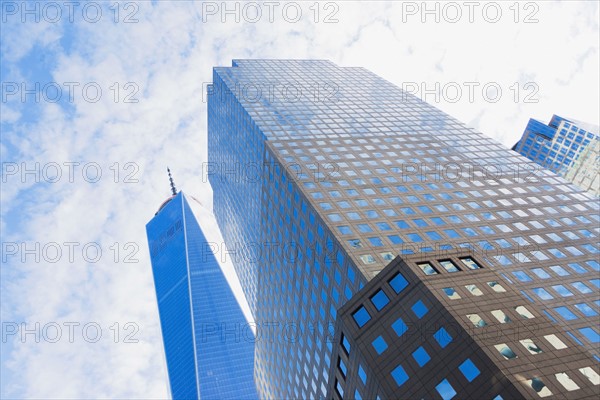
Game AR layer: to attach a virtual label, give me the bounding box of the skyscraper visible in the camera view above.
[513,115,599,196]
[208,60,600,399]
[146,180,258,400]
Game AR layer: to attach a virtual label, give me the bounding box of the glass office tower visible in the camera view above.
[208,60,600,399]
[513,115,599,196]
[146,191,258,399]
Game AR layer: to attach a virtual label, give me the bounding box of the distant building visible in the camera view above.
[513,115,599,196]
[146,180,258,400]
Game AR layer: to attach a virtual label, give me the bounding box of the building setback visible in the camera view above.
[207,60,600,399]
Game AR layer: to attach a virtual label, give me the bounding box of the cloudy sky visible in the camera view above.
[1,1,598,398]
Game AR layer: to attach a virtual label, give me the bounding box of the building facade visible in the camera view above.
[146,191,258,399]
[564,137,600,197]
[208,60,600,399]
[513,115,599,196]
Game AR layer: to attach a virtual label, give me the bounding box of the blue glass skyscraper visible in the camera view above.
[146,186,258,400]
[208,60,600,399]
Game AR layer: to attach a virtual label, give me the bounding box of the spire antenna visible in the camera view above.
[167,167,177,196]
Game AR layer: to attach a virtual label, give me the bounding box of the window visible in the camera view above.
[387,234,403,245]
[335,380,344,397]
[360,255,375,265]
[433,327,452,348]
[412,218,427,227]
[354,225,372,235]
[376,222,391,231]
[391,364,409,387]
[513,271,532,282]
[411,300,428,319]
[487,281,506,293]
[412,346,431,367]
[520,339,543,354]
[531,251,549,261]
[358,365,367,385]
[532,287,554,300]
[543,334,567,350]
[465,284,483,296]
[337,226,352,235]
[352,306,371,328]
[549,265,569,276]
[354,389,363,400]
[388,272,408,294]
[444,229,460,238]
[347,212,361,220]
[552,284,574,297]
[418,262,438,275]
[440,260,460,273]
[555,373,580,391]
[370,289,390,311]
[578,327,600,343]
[368,237,383,247]
[579,367,600,385]
[515,306,535,319]
[494,255,512,266]
[574,303,598,317]
[426,231,442,240]
[442,287,461,300]
[435,379,457,400]
[407,233,423,243]
[554,307,578,321]
[494,343,517,359]
[392,317,408,337]
[348,239,363,248]
[467,314,487,327]
[338,357,347,377]
[458,359,480,382]
[328,213,342,222]
[460,257,482,270]
[341,334,351,354]
[491,310,512,323]
[531,268,551,279]
[371,336,388,355]
[496,238,511,248]
[571,281,592,294]
[395,220,410,229]
[526,378,552,397]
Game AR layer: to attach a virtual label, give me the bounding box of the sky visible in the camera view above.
[1,1,599,398]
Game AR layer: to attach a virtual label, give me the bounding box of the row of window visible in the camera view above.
[442,280,508,300]
[552,302,599,321]
[522,367,600,398]
[418,257,482,275]
[354,241,597,267]
[466,305,535,327]
[493,245,599,268]
[351,272,409,328]
[326,203,597,228]
[391,357,480,399]
[510,262,600,282]
[529,279,600,301]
